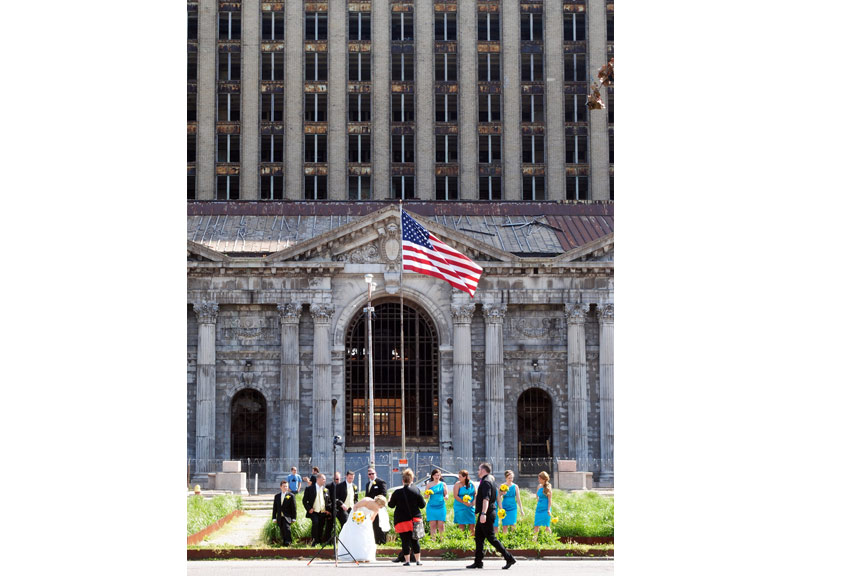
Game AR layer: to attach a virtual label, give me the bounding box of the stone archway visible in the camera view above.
[230,388,267,461]
[517,388,553,475]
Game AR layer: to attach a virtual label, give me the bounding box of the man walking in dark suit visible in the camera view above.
[365,467,388,544]
[302,473,333,545]
[272,480,297,545]
[467,462,516,570]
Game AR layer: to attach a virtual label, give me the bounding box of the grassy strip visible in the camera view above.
[187,494,243,536]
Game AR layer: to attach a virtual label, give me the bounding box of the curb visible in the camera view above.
[187,510,245,546]
[187,547,613,560]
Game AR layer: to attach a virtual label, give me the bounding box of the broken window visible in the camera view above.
[305,12,328,41]
[435,135,458,163]
[521,53,542,82]
[522,135,544,164]
[522,94,544,122]
[188,133,196,163]
[219,52,241,81]
[479,176,502,200]
[349,52,372,81]
[349,176,371,200]
[607,90,613,124]
[607,13,614,42]
[478,53,500,82]
[522,176,545,200]
[261,134,284,163]
[391,176,415,199]
[219,12,241,40]
[391,12,414,42]
[434,11,457,41]
[304,134,328,163]
[217,134,240,163]
[218,93,240,122]
[261,52,284,80]
[478,135,501,163]
[520,13,541,42]
[392,135,414,163]
[566,176,589,201]
[392,53,413,81]
[262,11,284,40]
[305,52,328,81]
[216,175,240,200]
[188,173,196,200]
[565,134,587,164]
[348,135,371,163]
[188,51,197,81]
[188,93,197,122]
[305,94,328,122]
[392,94,415,123]
[188,11,198,41]
[349,12,371,40]
[565,93,588,123]
[564,13,586,42]
[349,93,371,122]
[435,176,458,200]
[435,53,457,82]
[261,175,284,200]
[478,94,501,122]
[304,175,328,200]
[434,94,458,123]
[564,53,586,82]
[609,176,614,200]
[609,131,614,164]
[261,93,284,122]
[478,12,500,41]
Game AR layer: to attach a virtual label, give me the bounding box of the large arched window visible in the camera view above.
[230,389,267,460]
[345,301,439,446]
[517,388,552,474]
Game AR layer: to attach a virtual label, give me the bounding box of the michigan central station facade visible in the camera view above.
[187,0,614,488]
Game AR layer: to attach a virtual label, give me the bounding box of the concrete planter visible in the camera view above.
[186,509,244,546]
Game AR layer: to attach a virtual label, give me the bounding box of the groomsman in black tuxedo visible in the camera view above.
[332,470,359,528]
[272,480,297,545]
[365,467,389,545]
[467,462,515,570]
[302,473,333,545]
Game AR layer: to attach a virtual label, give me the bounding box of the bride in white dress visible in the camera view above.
[337,495,389,563]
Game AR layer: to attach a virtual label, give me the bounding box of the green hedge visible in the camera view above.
[187,494,243,536]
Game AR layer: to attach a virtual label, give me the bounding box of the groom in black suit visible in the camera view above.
[365,467,388,544]
[302,473,333,545]
[272,480,297,545]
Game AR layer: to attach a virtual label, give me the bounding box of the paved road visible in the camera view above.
[187,559,613,576]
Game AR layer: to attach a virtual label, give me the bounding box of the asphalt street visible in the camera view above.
[187,558,614,576]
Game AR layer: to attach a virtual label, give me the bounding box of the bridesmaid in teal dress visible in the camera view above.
[452,469,476,534]
[497,470,524,532]
[424,469,448,538]
[533,471,553,538]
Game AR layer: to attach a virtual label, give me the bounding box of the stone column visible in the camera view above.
[451,303,476,466]
[544,0,566,199]
[588,0,610,200]
[328,0,347,199]
[197,0,217,199]
[372,0,390,198]
[484,304,507,472]
[285,0,304,199]
[566,302,590,471]
[501,0,521,199]
[193,301,219,481]
[457,0,477,199]
[241,0,260,199]
[415,0,434,200]
[311,303,334,473]
[598,304,614,483]
[278,303,302,476]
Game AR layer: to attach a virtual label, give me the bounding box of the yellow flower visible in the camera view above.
[551,517,559,524]
[499,484,509,493]
[462,494,472,503]
[352,510,367,525]
[498,508,506,519]
[424,489,434,496]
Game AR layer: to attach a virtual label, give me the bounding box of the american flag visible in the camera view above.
[401,210,483,298]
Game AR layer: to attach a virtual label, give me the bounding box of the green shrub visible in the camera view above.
[186,494,243,536]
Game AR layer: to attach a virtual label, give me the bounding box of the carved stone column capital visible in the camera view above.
[277,303,303,324]
[599,303,614,323]
[310,303,335,324]
[483,303,507,324]
[193,301,219,324]
[565,302,590,324]
[451,303,477,324]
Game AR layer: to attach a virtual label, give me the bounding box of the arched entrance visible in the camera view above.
[517,388,552,475]
[345,300,440,447]
[230,389,267,461]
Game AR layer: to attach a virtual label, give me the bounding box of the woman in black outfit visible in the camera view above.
[387,468,426,566]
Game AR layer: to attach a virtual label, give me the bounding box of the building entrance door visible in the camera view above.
[517,388,553,475]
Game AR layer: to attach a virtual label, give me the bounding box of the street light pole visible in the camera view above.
[364,274,376,468]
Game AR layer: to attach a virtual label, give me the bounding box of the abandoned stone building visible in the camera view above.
[187,1,614,487]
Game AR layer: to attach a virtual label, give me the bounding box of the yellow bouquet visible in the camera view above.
[352,510,367,525]
[497,508,506,519]
[462,494,472,503]
[499,484,509,493]
[551,517,559,524]
[424,489,434,496]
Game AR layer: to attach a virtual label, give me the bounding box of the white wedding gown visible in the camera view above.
[337,507,390,563]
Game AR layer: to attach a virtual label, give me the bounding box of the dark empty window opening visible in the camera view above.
[391,176,415,199]
[348,134,371,163]
[435,53,457,82]
[261,52,284,81]
[565,134,587,164]
[435,94,458,123]
[478,12,500,41]
[392,94,415,123]
[434,11,457,41]
[349,12,371,41]
[391,12,414,42]
[218,92,240,122]
[564,13,586,42]
[304,134,328,163]
[261,134,284,163]
[261,93,284,123]
[478,94,501,123]
[216,175,240,200]
[305,12,328,41]
[304,175,328,200]
[522,94,544,123]
[479,176,502,200]
[305,93,328,122]
[219,12,241,40]
[349,52,372,81]
[261,175,284,200]
[435,134,458,163]
[305,52,328,81]
[349,93,372,122]
[262,11,284,40]
[217,134,240,163]
[392,134,414,163]
[522,175,545,201]
[478,53,500,82]
[435,176,458,200]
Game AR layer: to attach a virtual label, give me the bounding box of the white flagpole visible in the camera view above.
[399,200,406,464]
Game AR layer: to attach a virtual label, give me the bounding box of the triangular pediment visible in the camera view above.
[263,205,517,264]
[549,233,614,263]
[187,240,230,262]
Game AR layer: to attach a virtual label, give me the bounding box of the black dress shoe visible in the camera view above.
[503,557,517,570]
[416,561,423,566]
[392,557,403,563]
[466,563,484,569]
[403,562,410,566]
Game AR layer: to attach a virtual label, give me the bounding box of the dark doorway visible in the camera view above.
[518,388,552,475]
[231,389,267,460]
[345,301,439,446]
